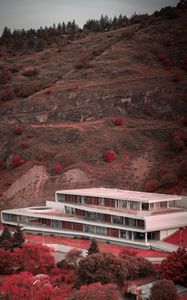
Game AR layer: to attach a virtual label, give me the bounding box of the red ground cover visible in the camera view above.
[164,228,187,248]
[25,233,165,258]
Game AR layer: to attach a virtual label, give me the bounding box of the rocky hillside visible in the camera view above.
[0,4,187,210]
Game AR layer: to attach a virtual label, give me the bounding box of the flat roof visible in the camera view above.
[56,188,181,203]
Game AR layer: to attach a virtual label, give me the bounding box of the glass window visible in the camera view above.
[142,203,149,210]
[160,201,167,208]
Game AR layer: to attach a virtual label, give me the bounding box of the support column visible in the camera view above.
[132,231,134,241]
[145,232,148,244]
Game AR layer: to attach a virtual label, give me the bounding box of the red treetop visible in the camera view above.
[114,116,124,126]
[15,127,24,135]
[104,150,117,162]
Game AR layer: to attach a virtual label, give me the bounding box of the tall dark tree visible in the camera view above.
[0,226,12,250]
[12,225,25,248]
[87,238,100,255]
[1,26,11,39]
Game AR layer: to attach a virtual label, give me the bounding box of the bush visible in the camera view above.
[14,83,40,98]
[77,252,128,287]
[22,67,39,77]
[150,279,177,300]
[71,282,121,300]
[0,88,14,101]
[15,127,24,135]
[19,141,30,149]
[11,154,25,168]
[160,172,178,187]
[27,133,33,138]
[44,88,52,95]
[114,116,124,126]
[144,179,160,192]
[104,150,116,162]
[51,162,63,174]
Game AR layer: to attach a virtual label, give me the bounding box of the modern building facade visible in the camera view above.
[1,188,187,248]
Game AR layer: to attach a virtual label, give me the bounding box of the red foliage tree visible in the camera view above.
[65,248,83,267]
[27,133,33,138]
[11,154,25,168]
[1,271,67,300]
[52,162,63,174]
[22,67,39,77]
[0,248,14,274]
[77,252,128,287]
[71,282,121,300]
[144,179,160,192]
[114,116,124,126]
[149,279,177,300]
[45,88,52,95]
[160,172,178,187]
[160,247,187,284]
[119,252,155,279]
[19,141,30,149]
[15,127,24,134]
[104,150,116,162]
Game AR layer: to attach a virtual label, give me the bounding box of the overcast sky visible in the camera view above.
[0,0,179,35]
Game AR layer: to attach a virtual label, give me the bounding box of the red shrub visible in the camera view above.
[19,141,30,149]
[160,172,178,187]
[144,179,160,192]
[27,133,33,138]
[52,162,63,174]
[0,88,14,101]
[45,88,52,95]
[114,117,124,126]
[12,154,25,168]
[0,160,7,170]
[158,166,172,178]
[104,150,117,162]
[22,67,39,77]
[172,72,181,82]
[0,192,3,197]
[15,127,24,135]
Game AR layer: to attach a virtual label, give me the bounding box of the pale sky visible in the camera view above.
[0,0,179,35]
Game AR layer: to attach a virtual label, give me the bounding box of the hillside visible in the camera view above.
[0,4,187,210]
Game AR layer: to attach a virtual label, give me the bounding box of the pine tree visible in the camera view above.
[0,226,12,250]
[87,238,99,255]
[12,225,25,248]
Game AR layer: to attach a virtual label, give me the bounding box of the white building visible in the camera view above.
[1,188,187,248]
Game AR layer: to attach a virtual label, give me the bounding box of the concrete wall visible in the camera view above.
[160,228,178,240]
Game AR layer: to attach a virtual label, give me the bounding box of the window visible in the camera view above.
[121,230,127,239]
[121,201,127,209]
[57,194,65,202]
[142,203,149,210]
[113,216,123,224]
[160,201,167,208]
[95,227,106,235]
